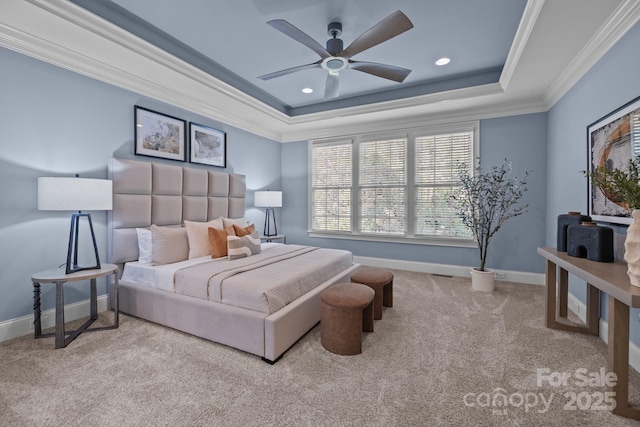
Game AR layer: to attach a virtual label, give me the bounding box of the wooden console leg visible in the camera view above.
[544,261,598,335]
[545,260,557,328]
[608,296,640,419]
[558,268,568,318]
[586,284,599,335]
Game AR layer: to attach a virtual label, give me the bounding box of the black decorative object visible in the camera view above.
[567,222,614,262]
[557,211,591,251]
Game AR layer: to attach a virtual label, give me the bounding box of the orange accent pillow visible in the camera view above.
[233,223,256,237]
[208,226,236,259]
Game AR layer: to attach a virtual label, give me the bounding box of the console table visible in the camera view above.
[31,264,119,349]
[538,246,640,419]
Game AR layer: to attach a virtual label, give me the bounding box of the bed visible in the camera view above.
[107,158,359,362]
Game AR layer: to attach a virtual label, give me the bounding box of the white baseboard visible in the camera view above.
[353,256,545,285]
[0,295,109,343]
[567,292,640,373]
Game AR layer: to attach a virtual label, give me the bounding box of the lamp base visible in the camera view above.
[263,207,278,237]
[66,264,101,275]
[66,212,101,275]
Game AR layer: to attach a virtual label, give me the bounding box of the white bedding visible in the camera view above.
[122,243,281,291]
[121,243,353,314]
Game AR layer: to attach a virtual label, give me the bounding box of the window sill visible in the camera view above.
[307,232,477,248]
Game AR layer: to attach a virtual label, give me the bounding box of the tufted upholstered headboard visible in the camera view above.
[107,158,246,266]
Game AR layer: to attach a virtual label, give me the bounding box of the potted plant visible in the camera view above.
[584,157,640,211]
[584,157,640,286]
[450,160,529,291]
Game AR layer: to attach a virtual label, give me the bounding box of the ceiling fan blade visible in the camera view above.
[339,10,413,59]
[349,61,411,83]
[267,19,331,59]
[258,61,322,80]
[324,73,339,99]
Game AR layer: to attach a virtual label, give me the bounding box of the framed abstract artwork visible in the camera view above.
[189,122,226,168]
[587,95,640,225]
[134,106,186,161]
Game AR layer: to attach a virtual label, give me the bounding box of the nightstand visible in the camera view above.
[31,264,119,349]
[260,234,286,244]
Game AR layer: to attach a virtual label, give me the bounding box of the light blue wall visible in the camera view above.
[3,19,638,335]
[281,112,547,273]
[547,21,640,341]
[0,47,280,323]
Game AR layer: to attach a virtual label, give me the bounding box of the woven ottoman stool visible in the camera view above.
[351,267,394,320]
[321,283,375,355]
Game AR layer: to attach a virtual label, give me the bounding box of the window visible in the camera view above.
[414,132,474,238]
[310,122,478,244]
[359,138,406,235]
[311,142,352,232]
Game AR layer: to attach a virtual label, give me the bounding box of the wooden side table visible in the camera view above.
[260,234,286,243]
[31,264,119,349]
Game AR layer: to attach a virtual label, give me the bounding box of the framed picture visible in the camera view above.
[587,95,640,225]
[189,122,226,168]
[134,106,186,161]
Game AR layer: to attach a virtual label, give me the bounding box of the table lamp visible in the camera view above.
[254,190,282,237]
[38,176,113,274]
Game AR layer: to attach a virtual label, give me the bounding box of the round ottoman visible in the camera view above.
[351,267,394,320]
[321,283,375,355]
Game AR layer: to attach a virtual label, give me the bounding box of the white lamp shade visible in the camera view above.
[38,177,113,211]
[254,191,282,208]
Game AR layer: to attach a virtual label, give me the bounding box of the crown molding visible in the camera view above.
[1,0,289,140]
[280,95,548,142]
[286,82,504,127]
[544,0,640,108]
[499,0,546,91]
[0,0,631,144]
[0,0,537,144]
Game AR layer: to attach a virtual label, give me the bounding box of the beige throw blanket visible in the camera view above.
[173,245,352,314]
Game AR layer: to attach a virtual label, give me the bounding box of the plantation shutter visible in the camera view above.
[633,112,640,157]
[359,138,407,234]
[311,142,352,232]
[414,131,473,237]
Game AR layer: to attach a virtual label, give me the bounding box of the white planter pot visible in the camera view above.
[625,210,640,287]
[471,268,495,292]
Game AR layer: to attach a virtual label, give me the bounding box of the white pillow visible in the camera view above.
[222,217,248,229]
[136,228,152,265]
[150,225,189,265]
[184,218,224,259]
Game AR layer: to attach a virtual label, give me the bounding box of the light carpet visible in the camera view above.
[1,270,640,426]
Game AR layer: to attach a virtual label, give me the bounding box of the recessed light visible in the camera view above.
[302,88,313,94]
[435,57,451,66]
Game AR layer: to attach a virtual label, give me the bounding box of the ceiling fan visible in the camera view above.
[258,10,414,100]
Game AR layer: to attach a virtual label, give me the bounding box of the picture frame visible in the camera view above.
[134,106,186,162]
[587,95,640,225]
[189,122,227,168]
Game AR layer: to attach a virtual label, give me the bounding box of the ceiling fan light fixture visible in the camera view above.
[327,59,344,69]
[322,56,348,73]
[261,11,414,100]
